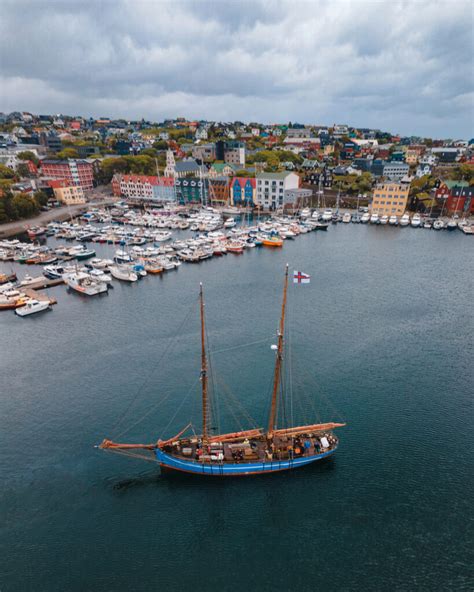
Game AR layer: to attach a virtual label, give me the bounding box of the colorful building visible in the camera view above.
[371,181,411,216]
[231,177,256,206]
[41,159,94,190]
[208,177,230,205]
[436,181,474,214]
[175,177,208,204]
[112,174,175,201]
[48,179,86,205]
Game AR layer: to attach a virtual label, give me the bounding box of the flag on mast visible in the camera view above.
[293,270,310,284]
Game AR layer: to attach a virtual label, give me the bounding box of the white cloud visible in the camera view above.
[0,0,472,137]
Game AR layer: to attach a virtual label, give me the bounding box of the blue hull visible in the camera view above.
[155,447,337,476]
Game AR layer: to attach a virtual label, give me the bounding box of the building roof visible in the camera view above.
[232,177,256,188]
[256,171,296,180]
[118,174,174,186]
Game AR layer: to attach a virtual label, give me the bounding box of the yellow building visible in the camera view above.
[53,184,86,205]
[371,182,410,216]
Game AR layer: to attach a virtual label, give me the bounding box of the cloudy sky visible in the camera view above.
[1,0,472,137]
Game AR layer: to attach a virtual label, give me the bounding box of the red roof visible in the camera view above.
[47,179,72,188]
[232,177,256,189]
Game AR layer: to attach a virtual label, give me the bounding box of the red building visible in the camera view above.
[436,181,474,214]
[40,159,94,190]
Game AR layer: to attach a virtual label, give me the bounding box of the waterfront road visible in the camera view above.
[0,197,116,238]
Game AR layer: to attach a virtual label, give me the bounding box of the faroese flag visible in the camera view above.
[293,270,310,284]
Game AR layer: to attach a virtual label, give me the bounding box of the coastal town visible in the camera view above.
[0,112,472,315]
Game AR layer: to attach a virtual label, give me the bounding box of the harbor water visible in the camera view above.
[1,224,473,591]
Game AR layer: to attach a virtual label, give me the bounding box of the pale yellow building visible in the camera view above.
[371,181,410,216]
[53,184,86,205]
[405,149,419,165]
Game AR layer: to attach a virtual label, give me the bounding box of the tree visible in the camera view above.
[16,163,32,179]
[34,190,49,207]
[449,164,474,184]
[152,140,168,151]
[0,164,16,179]
[56,148,80,159]
[140,148,158,158]
[11,193,39,218]
[17,151,39,165]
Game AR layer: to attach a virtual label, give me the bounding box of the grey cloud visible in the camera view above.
[0,0,472,137]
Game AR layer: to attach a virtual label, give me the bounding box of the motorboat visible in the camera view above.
[262,236,283,247]
[370,213,380,224]
[15,299,51,317]
[380,215,389,225]
[224,218,236,228]
[88,269,113,284]
[411,213,422,228]
[300,208,311,219]
[75,247,96,261]
[423,219,433,229]
[321,209,333,222]
[388,216,398,226]
[342,212,351,223]
[433,219,445,230]
[109,265,138,282]
[64,272,108,295]
[399,213,410,227]
[461,225,473,235]
[446,219,458,231]
[360,213,370,224]
[114,249,133,264]
[43,265,67,280]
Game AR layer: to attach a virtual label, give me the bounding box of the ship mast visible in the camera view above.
[200,283,209,442]
[268,264,289,437]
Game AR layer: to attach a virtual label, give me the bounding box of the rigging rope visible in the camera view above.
[111,296,198,437]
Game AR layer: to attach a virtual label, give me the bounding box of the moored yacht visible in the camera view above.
[65,272,108,296]
[370,213,380,224]
[15,299,51,317]
[342,212,351,223]
[399,213,410,227]
[388,215,398,226]
[380,215,389,225]
[411,213,422,228]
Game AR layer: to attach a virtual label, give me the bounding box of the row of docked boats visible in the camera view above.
[303,207,473,232]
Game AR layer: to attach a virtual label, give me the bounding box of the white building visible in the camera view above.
[255,172,299,210]
[195,127,208,140]
[164,149,176,177]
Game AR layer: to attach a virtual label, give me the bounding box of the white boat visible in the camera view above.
[461,225,473,235]
[446,219,458,231]
[411,213,422,228]
[224,218,236,228]
[114,249,133,264]
[370,213,379,224]
[342,212,351,223]
[65,272,108,296]
[154,231,172,242]
[399,213,410,227]
[300,208,311,219]
[109,265,138,282]
[380,215,389,225]
[321,209,333,222]
[15,299,51,317]
[360,213,370,224]
[433,219,445,230]
[88,269,113,284]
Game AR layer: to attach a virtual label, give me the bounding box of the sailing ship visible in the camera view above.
[99,266,345,476]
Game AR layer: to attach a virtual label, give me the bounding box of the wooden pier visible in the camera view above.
[22,288,58,305]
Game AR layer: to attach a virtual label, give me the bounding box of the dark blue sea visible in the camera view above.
[1,224,473,591]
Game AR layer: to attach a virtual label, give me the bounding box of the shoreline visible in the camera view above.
[0,198,116,238]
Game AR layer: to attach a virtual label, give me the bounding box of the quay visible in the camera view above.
[22,288,57,305]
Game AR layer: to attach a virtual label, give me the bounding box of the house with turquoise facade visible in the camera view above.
[231,177,256,207]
